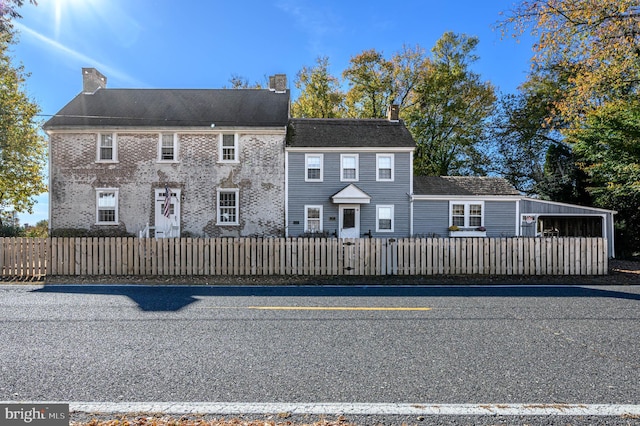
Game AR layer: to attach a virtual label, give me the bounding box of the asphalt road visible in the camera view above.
[1,284,639,424]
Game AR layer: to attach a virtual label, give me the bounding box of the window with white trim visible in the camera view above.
[219,134,238,162]
[304,205,323,233]
[217,189,239,225]
[305,154,323,181]
[340,154,358,181]
[96,189,118,224]
[97,133,117,162]
[450,201,484,228]
[376,154,394,181]
[159,133,178,161]
[376,205,394,232]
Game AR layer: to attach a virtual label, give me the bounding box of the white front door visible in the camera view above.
[339,205,360,238]
[155,188,180,238]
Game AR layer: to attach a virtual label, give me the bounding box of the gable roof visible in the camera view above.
[331,184,372,204]
[43,89,290,130]
[414,176,521,196]
[286,118,415,148]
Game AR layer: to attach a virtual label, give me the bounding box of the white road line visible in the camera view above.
[4,402,638,417]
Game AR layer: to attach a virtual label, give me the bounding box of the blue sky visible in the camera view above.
[10,0,535,226]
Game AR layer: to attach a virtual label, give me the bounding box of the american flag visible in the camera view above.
[163,185,171,218]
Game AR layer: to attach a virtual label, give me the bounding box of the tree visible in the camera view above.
[408,32,496,176]
[389,44,429,116]
[0,0,36,33]
[25,219,47,237]
[226,74,263,89]
[490,69,569,194]
[569,100,640,254]
[342,49,395,118]
[536,142,590,204]
[0,31,47,225]
[500,1,640,254]
[290,56,344,118]
[499,0,640,122]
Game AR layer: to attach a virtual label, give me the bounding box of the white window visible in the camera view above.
[304,205,323,233]
[158,133,178,161]
[450,201,484,228]
[217,189,239,225]
[97,133,117,162]
[305,154,323,182]
[219,134,238,162]
[341,154,359,181]
[96,189,118,224]
[376,205,394,232]
[376,154,394,181]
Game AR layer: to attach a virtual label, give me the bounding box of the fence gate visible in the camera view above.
[342,238,357,275]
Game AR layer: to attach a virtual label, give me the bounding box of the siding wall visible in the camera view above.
[412,200,449,237]
[485,201,518,237]
[412,200,518,238]
[50,131,286,237]
[287,151,412,237]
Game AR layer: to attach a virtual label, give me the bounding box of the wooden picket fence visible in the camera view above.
[0,236,608,278]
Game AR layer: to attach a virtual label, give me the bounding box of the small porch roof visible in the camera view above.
[331,184,371,204]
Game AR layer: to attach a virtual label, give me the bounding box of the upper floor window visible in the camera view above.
[305,205,323,233]
[97,133,117,162]
[450,201,484,228]
[376,205,394,232]
[376,154,394,181]
[96,189,118,224]
[217,188,239,225]
[219,134,238,163]
[159,133,178,162]
[305,154,323,182]
[340,154,359,181]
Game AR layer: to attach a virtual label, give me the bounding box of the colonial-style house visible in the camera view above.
[412,176,617,256]
[44,68,289,238]
[285,106,415,238]
[45,68,617,256]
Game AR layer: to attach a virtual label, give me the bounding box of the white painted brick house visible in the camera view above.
[44,68,289,237]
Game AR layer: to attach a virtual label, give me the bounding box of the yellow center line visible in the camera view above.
[247,306,432,311]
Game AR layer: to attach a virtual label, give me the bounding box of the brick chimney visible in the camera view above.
[387,104,400,121]
[82,68,107,94]
[269,74,287,93]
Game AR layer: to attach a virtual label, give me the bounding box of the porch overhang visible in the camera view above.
[331,184,371,204]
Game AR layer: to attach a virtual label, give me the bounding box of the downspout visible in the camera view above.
[409,194,414,237]
[409,149,414,237]
[284,146,289,237]
[47,131,52,234]
[515,198,521,236]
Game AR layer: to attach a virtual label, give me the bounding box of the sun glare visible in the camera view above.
[52,0,101,38]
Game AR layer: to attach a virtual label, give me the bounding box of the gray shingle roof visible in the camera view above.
[286,118,416,148]
[43,88,290,129]
[413,176,520,196]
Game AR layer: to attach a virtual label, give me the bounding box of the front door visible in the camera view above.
[339,205,360,238]
[154,188,181,238]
